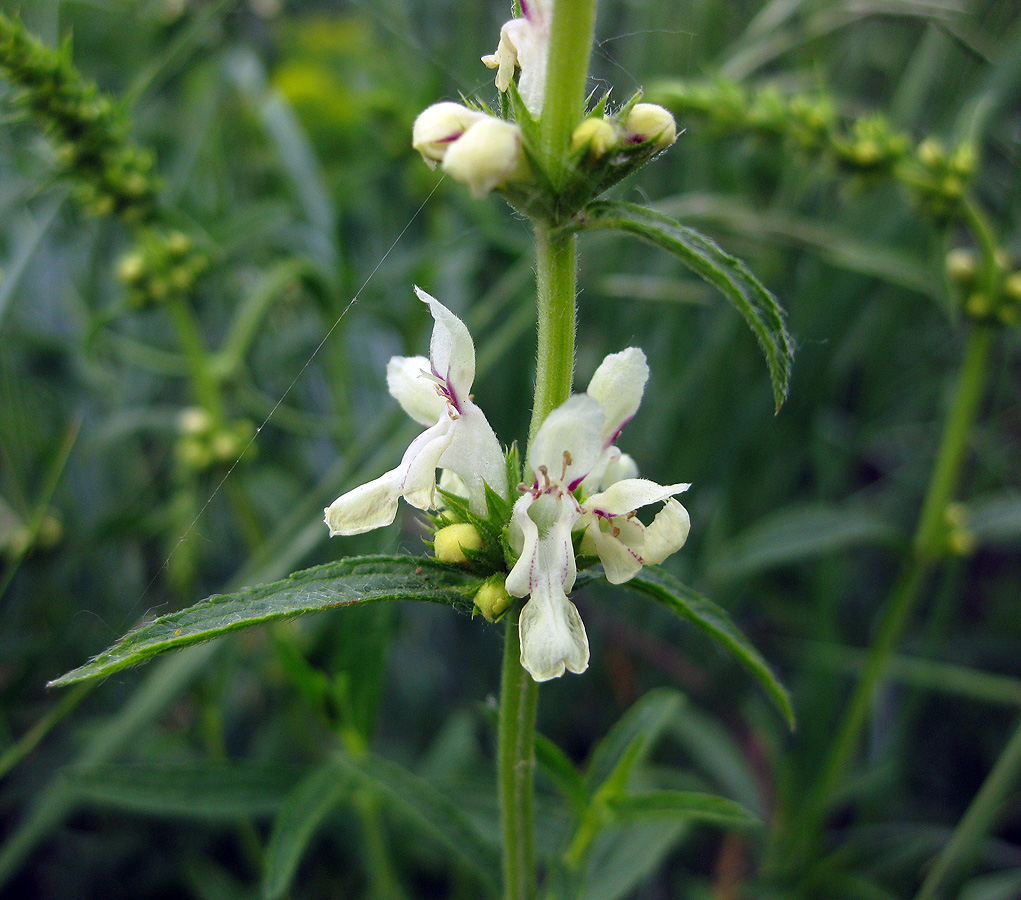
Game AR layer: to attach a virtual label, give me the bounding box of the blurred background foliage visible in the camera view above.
[0,0,1019,898]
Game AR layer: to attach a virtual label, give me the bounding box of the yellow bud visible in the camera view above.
[1004,272,1021,302]
[117,253,146,284]
[945,248,976,285]
[474,578,512,622]
[178,406,213,436]
[571,117,618,159]
[166,231,192,256]
[918,137,944,168]
[624,103,676,151]
[433,523,483,564]
[966,292,991,317]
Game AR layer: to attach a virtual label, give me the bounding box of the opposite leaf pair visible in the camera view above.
[325,291,690,682]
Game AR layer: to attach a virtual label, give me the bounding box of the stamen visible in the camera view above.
[560,450,572,481]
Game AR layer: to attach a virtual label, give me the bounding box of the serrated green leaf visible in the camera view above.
[585,688,684,794]
[64,763,297,819]
[335,750,500,896]
[263,761,349,900]
[623,568,795,728]
[566,200,793,410]
[50,556,482,687]
[607,790,760,828]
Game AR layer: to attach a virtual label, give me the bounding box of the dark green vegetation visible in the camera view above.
[1,1,1019,898]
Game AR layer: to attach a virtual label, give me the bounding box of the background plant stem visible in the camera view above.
[787,322,994,867]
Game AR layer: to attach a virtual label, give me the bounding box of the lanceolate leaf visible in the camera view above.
[50,556,482,687]
[336,750,500,896]
[608,790,760,828]
[567,200,793,410]
[623,567,795,728]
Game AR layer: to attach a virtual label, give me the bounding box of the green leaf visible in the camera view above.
[566,199,793,410]
[607,790,760,828]
[623,567,795,728]
[50,556,483,687]
[335,750,500,897]
[263,761,349,900]
[584,688,684,795]
[535,732,588,816]
[966,492,1021,545]
[578,821,688,900]
[64,763,297,819]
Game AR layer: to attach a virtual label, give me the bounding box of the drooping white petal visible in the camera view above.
[586,515,645,584]
[641,498,691,565]
[324,469,403,536]
[415,286,476,402]
[387,355,445,426]
[516,499,588,681]
[505,494,540,600]
[398,419,456,511]
[526,394,605,487]
[519,587,589,681]
[586,348,649,446]
[437,403,508,513]
[585,478,690,518]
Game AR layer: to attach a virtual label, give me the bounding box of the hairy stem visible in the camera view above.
[499,604,539,900]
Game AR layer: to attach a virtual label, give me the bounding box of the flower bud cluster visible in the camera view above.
[0,13,160,224]
[412,95,677,222]
[650,79,979,224]
[117,230,209,310]
[175,408,257,472]
[946,247,1021,328]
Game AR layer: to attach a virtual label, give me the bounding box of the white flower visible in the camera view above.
[324,288,507,536]
[482,0,551,116]
[506,348,690,681]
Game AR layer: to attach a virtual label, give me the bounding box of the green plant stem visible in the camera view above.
[792,322,994,862]
[499,3,593,895]
[914,714,1021,900]
[499,604,539,900]
[540,0,598,183]
[163,296,226,425]
[530,223,577,441]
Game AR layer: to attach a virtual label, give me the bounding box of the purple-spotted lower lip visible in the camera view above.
[567,475,586,492]
[520,0,532,20]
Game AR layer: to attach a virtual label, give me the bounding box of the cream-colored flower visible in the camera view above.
[506,348,690,681]
[324,288,506,536]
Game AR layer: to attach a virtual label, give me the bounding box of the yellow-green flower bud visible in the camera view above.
[178,406,213,436]
[442,118,527,198]
[571,116,618,159]
[917,137,945,168]
[117,252,146,284]
[1003,272,1021,303]
[474,578,512,622]
[412,102,486,168]
[945,248,977,285]
[434,523,483,564]
[623,103,676,151]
